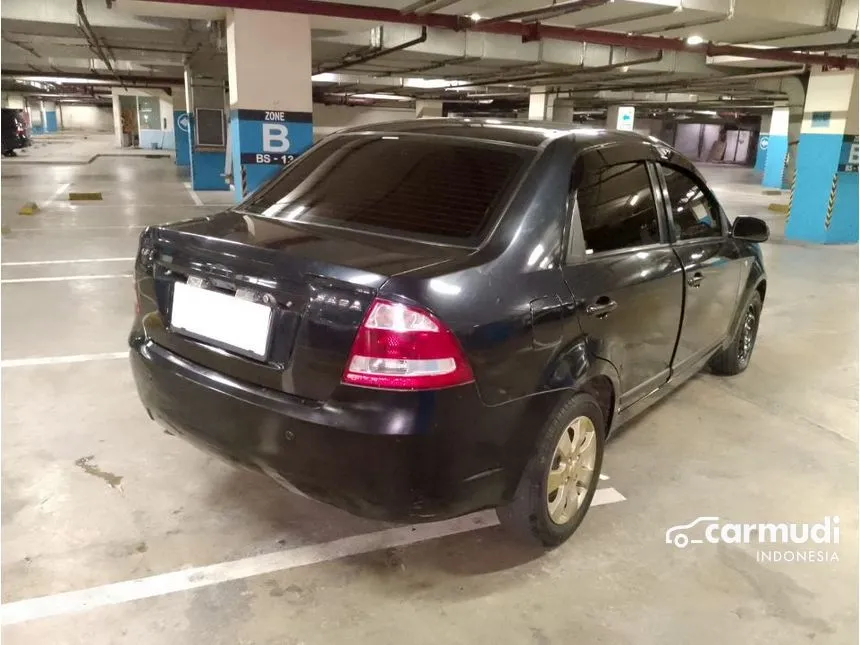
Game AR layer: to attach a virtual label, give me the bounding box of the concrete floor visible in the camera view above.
[1,145,857,644]
[5,133,172,165]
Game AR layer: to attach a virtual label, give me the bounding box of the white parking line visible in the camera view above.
[1,352,127,368]
[44,182,71,206]
[1,274,132,284]
[1,488,625,625]
[1,257,134,266]
[11,224,145,233]
[184,182,204,206]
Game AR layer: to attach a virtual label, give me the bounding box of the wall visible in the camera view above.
[312,104,414,139]
[110,87,175,149]
[632,118,664,139]
[58,105,113,131]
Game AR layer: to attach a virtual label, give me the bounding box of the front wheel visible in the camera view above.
[710,291,762,376]
[497,393,605,547]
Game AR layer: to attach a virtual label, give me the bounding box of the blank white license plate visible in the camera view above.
[170,281,273,359]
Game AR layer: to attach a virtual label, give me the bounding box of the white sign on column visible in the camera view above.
[616,106,635,131]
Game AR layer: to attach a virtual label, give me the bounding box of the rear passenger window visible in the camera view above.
[240,135,528,243]
[660,165,723,240]
[574,161,661,255]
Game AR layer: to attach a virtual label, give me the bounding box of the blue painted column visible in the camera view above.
[229,110,313,201]
[786,70,859,244]
[44,101,58,132]
[753,135,769,172]
[762,106,788,188]
[174,111,191,166]
[226,8,314,202]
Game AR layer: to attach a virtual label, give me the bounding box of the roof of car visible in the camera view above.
[337,117,660,150]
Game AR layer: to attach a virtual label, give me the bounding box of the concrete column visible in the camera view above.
[28,99,43,134]
[786,69,859,244]
[111,93,122,147]
[762,106,789,188]
[171,84,191,167]
[528,86,548,120]
[754,113,771,173]
[552,98,574,123]
[43,100,58,132]
[415,100,443,118]
[226,8,313,201]
[4,94,25,109]
[606,105,635,131]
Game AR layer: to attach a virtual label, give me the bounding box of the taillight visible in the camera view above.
[342,298,474,390]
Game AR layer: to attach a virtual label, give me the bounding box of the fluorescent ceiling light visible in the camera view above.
[14,76,114,85]
[405,78,468,89]
[686,35,705,45]
[351,93,411,101]
[469,12,481,21]
[311,73,338,83]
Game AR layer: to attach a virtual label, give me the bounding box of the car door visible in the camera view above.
[654,162,743,371]
[561,150,685,409]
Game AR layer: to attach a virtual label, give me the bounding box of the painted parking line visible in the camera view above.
[1,352,127,368]
[1,257,134,266]
[1,487,625,625]
[44,182,71,206]
[183,181,204,206]
[1,274,132,284]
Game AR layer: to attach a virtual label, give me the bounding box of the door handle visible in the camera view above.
[586,297,617,319]
[687,272,705,288]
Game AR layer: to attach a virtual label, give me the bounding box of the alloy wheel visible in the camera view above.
[546,415,597,525]
[737,305,758,366]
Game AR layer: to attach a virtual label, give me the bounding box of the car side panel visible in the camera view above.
[671,238,744,368]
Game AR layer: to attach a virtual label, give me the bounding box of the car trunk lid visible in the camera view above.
[137,212,463,401]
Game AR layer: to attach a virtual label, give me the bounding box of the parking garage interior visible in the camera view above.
[1,0,859,643]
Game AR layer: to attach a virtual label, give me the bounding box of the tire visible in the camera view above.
[497,392,605,547]
[709,291,762,376]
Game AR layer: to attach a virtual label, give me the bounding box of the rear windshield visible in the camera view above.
[238,134,531,244]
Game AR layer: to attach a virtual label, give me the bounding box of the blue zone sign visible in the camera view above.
[838,134,859,173]
[236,109,313,166]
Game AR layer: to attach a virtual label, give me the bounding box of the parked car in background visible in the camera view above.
[2,108,30,157]
[129,119,769,547]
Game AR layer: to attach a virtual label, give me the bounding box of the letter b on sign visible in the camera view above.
[263,123,289,153]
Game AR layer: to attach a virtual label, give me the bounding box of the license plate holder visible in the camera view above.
[170,281,274,361]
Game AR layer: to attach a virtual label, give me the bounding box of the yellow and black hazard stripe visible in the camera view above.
[240,165,248,198]
[824,173,839,231]
[786,166,797,223]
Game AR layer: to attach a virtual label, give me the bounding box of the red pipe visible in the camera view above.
[146,0,858,69]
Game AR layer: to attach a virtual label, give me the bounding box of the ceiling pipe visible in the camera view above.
[445,52,664,89]
[147,0,858,68]
[376,54,481,77]
[477,0,611,26]
[76,0,126,88]
[315,26,427,74]
[399,0,461,16]
[2,69,184,86]
[577,5,677,28]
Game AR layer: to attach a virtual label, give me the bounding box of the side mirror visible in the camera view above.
[731,216,769,243]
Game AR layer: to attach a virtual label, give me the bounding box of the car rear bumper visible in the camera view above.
[129,336,515,521]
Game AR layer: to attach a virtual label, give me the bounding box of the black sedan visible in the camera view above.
[130,119,768,546]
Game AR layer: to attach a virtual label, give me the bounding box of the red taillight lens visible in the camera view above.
[342,298,474,390]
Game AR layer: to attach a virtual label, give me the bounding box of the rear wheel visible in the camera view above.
[497,393,605,547]
[709,291,762,376]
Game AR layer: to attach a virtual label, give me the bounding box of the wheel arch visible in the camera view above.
[500,341,620,499]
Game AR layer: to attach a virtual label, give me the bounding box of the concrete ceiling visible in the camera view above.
[1,0,857,112]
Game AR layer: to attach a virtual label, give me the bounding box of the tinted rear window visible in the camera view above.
[240,135,530,243]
